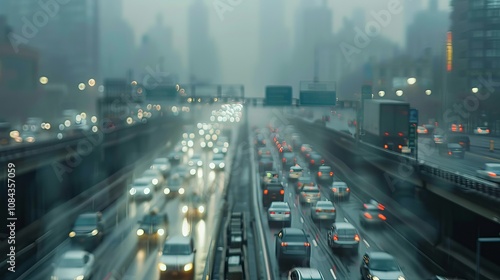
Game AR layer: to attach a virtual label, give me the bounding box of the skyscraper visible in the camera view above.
[187,1,219,84]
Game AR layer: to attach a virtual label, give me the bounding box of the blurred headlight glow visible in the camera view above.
[198,206,205,213]
[182,205,188,213]
[157,228,165,236]
[164,188,170,195]
[152,179,159,185]
[91,229,98,236]
[129,188,136,195]
[179,188,185,194]
[69,231,76,238]
[136,229,144,236]
[184,263,193,271]
[158,263,167,271]
[144,188,151,194]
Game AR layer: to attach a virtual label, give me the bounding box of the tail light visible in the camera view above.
[434,138,439,142]
[290,169,293,173]
[315,209,321,212]
[285,211,290,215]
[398,145,402,149]
[279,147,283,153]
[282,158,286,162]
[354,234,360,242]
[398,132,403,137]
[280,189,285,195]
[346,187,350,192]
[330,209,335,212]
[263,190,268,195]
[363,212,373,219]
[488,172,497,177]
[304,242,310,247]
[329,172,333,176]
[318,172,322,176]
[310,160,315,165]
[448,151,452,155]
[321,159,325,164]
[281,242,288,247]
[384,132,389,136]
[297,182,303,187]
[332,187,337,192]
[269,211,276,214]
[487,129,490,133]
[378,214,387,221]
[377,203,385,211]
[383,144,388,149]
[333,235,338,241]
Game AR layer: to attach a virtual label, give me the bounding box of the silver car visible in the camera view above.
[150,157,171,176]
[330,181,350,201]
[129,178,153,200]
[476,163,500,183]
[158,236,196,279]
[268,202,291,226]
[299,185,321,205]
[310,201,336,221]
[327,222,360,252]
[142,169,165,190]
[51,250,95,280]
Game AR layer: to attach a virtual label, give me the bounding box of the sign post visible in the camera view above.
[409,108,418,160]
[358,85,372,138]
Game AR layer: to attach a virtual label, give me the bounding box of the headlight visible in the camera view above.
[152,178,159,185]
[198,206,205,213]
[75,276,84,280]
[179,188,185,194]
[182,205,188,213]
[219,162,225,168]
[158,263,167,271]
[91,229,98,236]
[197,161,202,166]
[51,276,58,280]
[372,277,380,280]
[209,163,215,169]
[144,188,150,194]
[129,188,136,195]
[136,229,144,236]
[397,276,405,280]
[160,166,167,170]
[213,148,219,153]
[184,262,193,271]
[222,147,227,153]
[157,228,165,236]
[201,142,206,148]
[69,231,76,238]
[182,146,188,152]
[190,169,196,175]
[188,140,194,147]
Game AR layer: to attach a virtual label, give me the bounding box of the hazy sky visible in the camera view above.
[123,0,451,87]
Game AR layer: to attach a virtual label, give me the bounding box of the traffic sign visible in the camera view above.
[409,108,418,123]
[265,86,292,106]
[299,81,336,106]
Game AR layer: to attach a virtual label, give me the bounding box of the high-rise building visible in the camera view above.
[187,1,219,84]
[449,0,500,130]
[406,0,450,58]
[255,0,289,91]
[99,0,135,80]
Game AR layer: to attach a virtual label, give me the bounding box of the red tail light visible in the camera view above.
[346,187,350,192]
[269,211,276,214]
[329,172,333,176]
[378,204,385,211]
[304,242,310,247]
[398,145,402,149]
[383,144,388,149]
[487,129,490,133]
[263,190,268,195]
[488,172,497,177]
[318,172,322,176]
[297,182,303,187]
[398,132,403,137]
[354,234,360,242]
[280,189,285,195]
[448,151,452,155]
[378,214,387,221]
[332,187,337,192]
[310,160,315,165]
[281,242,287,247]
[330,209,335,212]
[384,132,389,136]
[282,158,286,162]
[315,209,321,212]
[285,211,290,215]
[363,212,373,219]
[321,159,325,164]
[333,235,338,241]
[279,147,283,153]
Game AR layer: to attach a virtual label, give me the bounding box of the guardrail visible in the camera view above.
[221,212,250,280]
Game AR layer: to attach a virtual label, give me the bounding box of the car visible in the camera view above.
[330,181,350,201]
[181,193,207,219]
[51,250,95,280]
[257,147,271,159]
[316,165,334,184]
[209,153,226,170]
[308,152,325,170]
[167,151,183,165]
[212,142,228,154]
[288,164,304,181]
[417,125,428,134]
[259,155,274,173]
[473,126,490,135]
[69,212,105,246]
[291,134,302,150]
[275,228,311,267]
[310,200,336,222]
[288,267,324,280]
[438,143,465,159]
[171,164,191,179]
[261,170,280,189]
[129,178,154,200]
[295,175,314,193]
[360,200,387,227]
[476,163,500,183]
[433,134,444,145]
[151,157,171,177]
[282,152,297,168]
[254,133,266,147]
[423,124,435,135]
[300,144,313,156]
[326,222,360,253]
[163,175,185,197]
[158,235,196,279]
[142,169,165,190]
[299,185,321,205]
[268,201,292,227]
[360,251,406,280]
[444,134,470,151]
[262,181,285,208]
[137,209,169,242]
[187,154,203,167]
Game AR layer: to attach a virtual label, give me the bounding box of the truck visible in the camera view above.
[362,99,409,153]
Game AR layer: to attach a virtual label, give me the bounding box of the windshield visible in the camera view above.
[59,257,84,268]
[133,181,149,187]
[485,166,500,173]
[154,158,168,164]
[74,216,96,227]
[369,259,399,271]
[163,244,192,255]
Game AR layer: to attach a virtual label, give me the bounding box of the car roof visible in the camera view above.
[270,202,289,208]
[62,250,90,259]
[316,201,334,206]
[366,251,395,260]
[77,213,98,219]
[292,267,324,279]
[333,222,356,230]
[332,181,347,187]
[302,186,319,191]
[134,178,151,184]
[165,235,191,245]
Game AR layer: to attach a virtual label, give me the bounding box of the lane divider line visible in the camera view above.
[330,268,337,279]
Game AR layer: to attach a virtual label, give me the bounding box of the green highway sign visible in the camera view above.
[264,86,293,106]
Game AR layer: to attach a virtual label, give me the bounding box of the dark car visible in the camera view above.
[137,210,169,243]
[262,181,285,208]
[360,251,405,280]
[275,228,311,267]
[438,143,465,159]
[181,193,207,219]
[259,154,274,173]
[261,170,279,189]
[281,152,296,169]
[255,133,266,147]
[69,212,105,246]
[444,134,470,151]
[308,152,325,170]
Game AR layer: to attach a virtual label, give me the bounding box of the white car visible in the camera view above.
[209,153,225,170]
[51,250,94,280]
[158,236,196,279]
[288,165,303,180]
[473,126,490,135]
[129,178,154,200]
[151,157,171,176]
[476,163,500,183]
